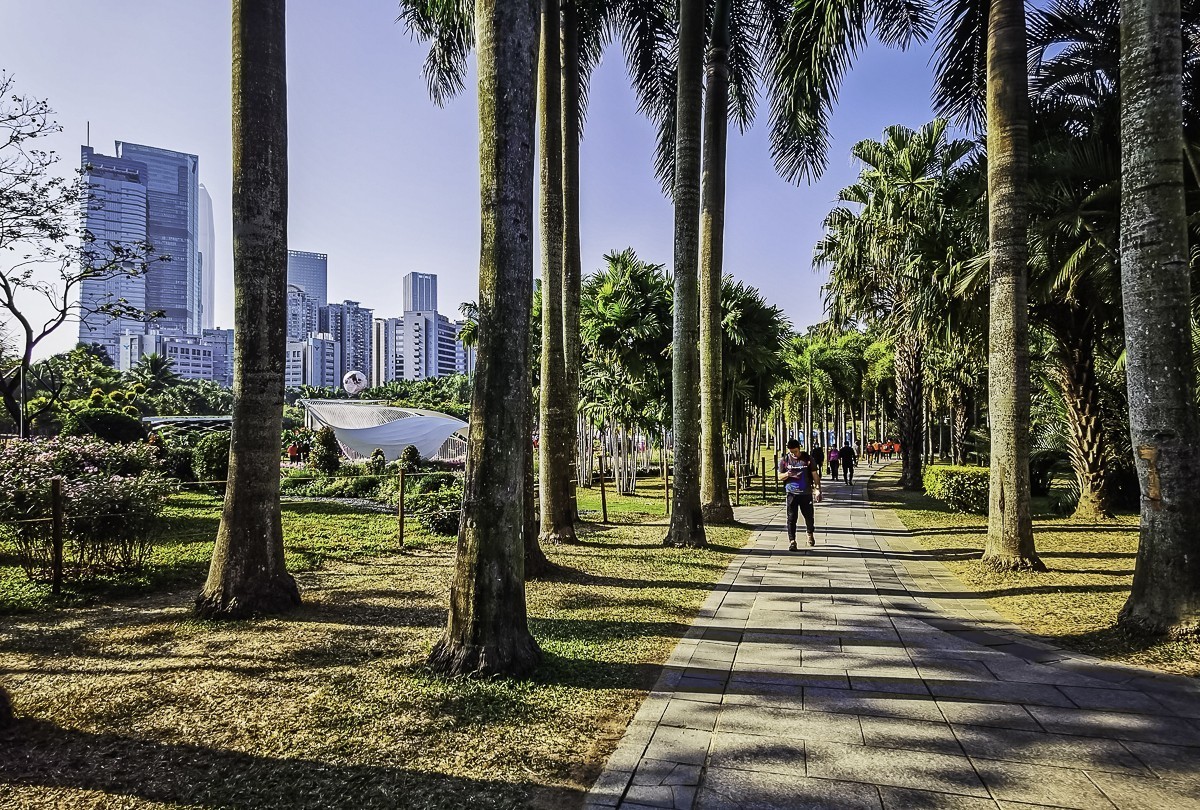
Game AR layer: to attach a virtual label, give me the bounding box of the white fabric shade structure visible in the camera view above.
[298,400,468,461]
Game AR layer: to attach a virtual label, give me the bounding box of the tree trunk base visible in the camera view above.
[539,526,578,546]
[0,686,12,728]
[426,633,541,678]
[1070,495,1113,524]
[1117,606,1200,639]
[701,501,735,524]
[980,553,1047,573]
[664,509,706,548]
[194,574,301,620]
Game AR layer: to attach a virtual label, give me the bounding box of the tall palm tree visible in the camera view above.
[426,0,542,676]
[663,0,707,547]
[196,0,300,618]
[126,352,182,396]
[1117,0,1200,635]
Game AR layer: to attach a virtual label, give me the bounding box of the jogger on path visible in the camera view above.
[778,439,821,551]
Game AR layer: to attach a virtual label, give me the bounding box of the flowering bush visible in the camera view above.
[0,437,173,580]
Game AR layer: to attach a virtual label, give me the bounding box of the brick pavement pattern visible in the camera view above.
[584,464,1200,810]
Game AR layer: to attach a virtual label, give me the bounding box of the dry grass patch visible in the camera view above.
[0,487,751,809]
[870,463,1199,678]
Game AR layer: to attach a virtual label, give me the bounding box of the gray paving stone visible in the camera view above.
[1057,685,1171,714]
[969,758,1113,809]
[806,740,990,797]
[804,687,945,722]
[717,703,864,743]
[859,715,965,756]
[878,786,1001,809]
[950,723,1150,775]
[1086,771,1200,810]
[1119,739,1200,780]
[706,731,805,777]
[642,725,711,766]
[695,767,883,810]
[1024,705,1200,746]
[659,699,721,732]
[934,700,1042,731]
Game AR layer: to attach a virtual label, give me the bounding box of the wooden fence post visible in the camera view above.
[397,469,405,548]
[51,477,64,595]
[734,460,741,508]
[598,441,609,524]
[760,457,767,501]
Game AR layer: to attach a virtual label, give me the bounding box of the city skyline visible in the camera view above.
[6,0,943,360]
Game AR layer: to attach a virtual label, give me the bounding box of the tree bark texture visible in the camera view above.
[1118,0,1200,635]
[537,0,577,545]
[699,0,734,524]
[951,395,969,466]
[196,0,300,619]
[894,334,924,491]
[984,0,1040,571]
[664,0,706,547]
[427,0,542,677]
[525,388,550,578]
[560,2,583,518]
[1052,321,1113,522]
[0,685,11,727]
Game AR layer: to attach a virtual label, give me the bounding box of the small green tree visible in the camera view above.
[368,448,387,476]
[400,444,421,473]
[310,426,342,475]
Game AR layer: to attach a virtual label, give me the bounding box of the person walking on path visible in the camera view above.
[812,444,825,471]
[828,446,840,480]
[778,439,821,551]
[840,441,857,484]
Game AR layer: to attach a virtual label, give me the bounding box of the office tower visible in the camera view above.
[198,184,216,330]
[117,142,200,334]
[435,314,458,377]
[400,311,436,380]
[287,250,328,307]
[118,331,217,382]
[287,284,320,342]
[201,328,235,387]
[452,320,476,376]
[372,317,404,386]
[77,147,150,358]
[403,271,437,313]
[323,301,373,381]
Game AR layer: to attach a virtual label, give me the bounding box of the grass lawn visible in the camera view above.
[0,475,752,809]
[869,462,1200,678]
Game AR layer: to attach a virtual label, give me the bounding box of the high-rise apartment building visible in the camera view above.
[77,147,150,358]
[287,284,320,342]
[452,320,476,376]
[287,250,328,307]
[116,142,200,334]
[371,317,404,386]
[198,184,216,330]
[403,272,437,313]
[322,300,373,380]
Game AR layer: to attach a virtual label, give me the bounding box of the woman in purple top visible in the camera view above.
[777,439,822,550]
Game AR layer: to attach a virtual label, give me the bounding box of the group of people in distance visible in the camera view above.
[775,437,903,552]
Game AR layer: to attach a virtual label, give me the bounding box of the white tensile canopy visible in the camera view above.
[298,400,468,461]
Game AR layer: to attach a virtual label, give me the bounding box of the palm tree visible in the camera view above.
[126,352,181,396]
[818,122,975,491]
[934,0,1037,568]
[426,0,542,676]
[1117,0,1200,635]
[536,0,577,545]
[196,0,300,618]
[663,0,707,547]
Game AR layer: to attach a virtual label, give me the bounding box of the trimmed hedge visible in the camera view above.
[191,431,232,485]
[61,408,146,444]
[923,465,989,514]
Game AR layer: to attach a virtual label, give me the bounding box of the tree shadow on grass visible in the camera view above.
[0,720,532,810]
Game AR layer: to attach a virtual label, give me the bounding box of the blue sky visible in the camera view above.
[6,0,946,358]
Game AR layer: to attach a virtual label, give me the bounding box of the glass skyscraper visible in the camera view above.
[77,146,150,358]
[198,184,216,330]
[287,250,328,307]
[116,142,200,334]
[403,271,437,312]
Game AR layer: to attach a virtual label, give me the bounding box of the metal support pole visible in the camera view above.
[397,469,405,548]
[599,440,609,524]
[51,477,64,595]
[761,457,767,500]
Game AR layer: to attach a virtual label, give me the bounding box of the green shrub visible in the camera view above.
[400,444,421,473]
[406,484,463,535]
[923,465,989,514]
[415,471,457,494]
[311,426,341,475]
[191,431,232,484]
[368,448,387,476]
[161,446,196,482]
[61,408,146,444]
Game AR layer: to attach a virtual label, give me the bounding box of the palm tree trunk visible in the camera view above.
[983,0,1040,571]
[664,0,706,548]
[1053,322,1113,522]
[1118,0,1200,635]
[526,387,550,578]
[894,333,924,491]
[427,0,541,677]
[699,0,734,524]
[196,0,299,619]
[536,0,576,545]
[561,1,582,520]
[951,394,966,465]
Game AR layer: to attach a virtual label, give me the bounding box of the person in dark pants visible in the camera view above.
[778,440,822,551]
[840,442,857,484]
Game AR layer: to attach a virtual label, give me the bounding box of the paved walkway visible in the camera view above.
[585,465,1200,810]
